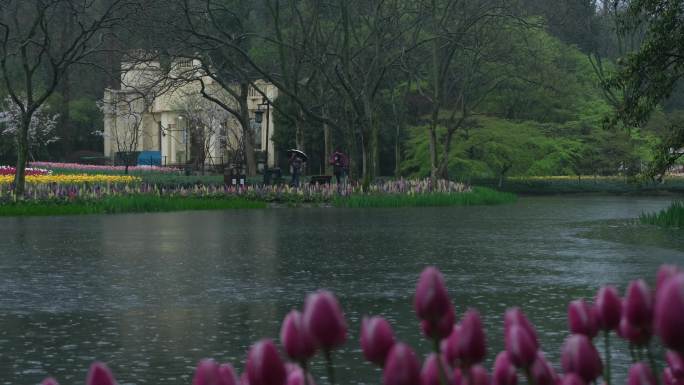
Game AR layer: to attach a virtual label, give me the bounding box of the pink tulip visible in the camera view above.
[530,352,558,385]
[628,362,657,385]
[667,350,684,379]
[595,286,622,330]
[457,309,487,366]
[241,373,251,385]
[504,323,538,368]
[86,362,117,385]
[492,352,517,385]
[618,316,651,346]
[561,334,603,383]
[218,364,240,385]
[568,300,599,338]
[281,310,316,361]
[655,274,684,352]
[285,366,316,385]
[463,365,490,385]
[441,324,462,366]
[360,316,396,366]
[664,367,679,385]
[421,353,452,385]
[383,343,421,385]
[657,265,681,293]
[504,308,539,346]
[560,374,586,385]
[421,303,455,340]
[303,290,347,350]
[624,280,654,329]
[414,266,452,322]
[193,359,220,385]
[41,378,59,385]
[246,339,287,385]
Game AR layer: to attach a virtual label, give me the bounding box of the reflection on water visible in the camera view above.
[0,196,683,385]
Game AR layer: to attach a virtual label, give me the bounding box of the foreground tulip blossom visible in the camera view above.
[657,265,681,293]
[218,363,240,385]
[560,373,586,385]
[568,300,599,338]
[246,339,287,385]
[655,274,684,352]
[505,323,538,368]
[303,290,347,350]
[286,365,316,385]
[421,353,452,385]
[457,309,487,366]
[442,324,462,366]
[86,362,117,385]
[530,352,558,385]
[628,362,657,385]
[414,267,452,322]
[193,359,220,385]
[504,308,539,346]
[492,352,517,385]
[595,286,622,331]
[667,350,684,379]
[624,280,654,329]
[462,365,490,385]
[383,343,421,385]
[421,303,455,340]
[281,310,316,361]
[41,378,59,385]
[561,334,603,383]
[360,316,396,366]
[618,316,652,346]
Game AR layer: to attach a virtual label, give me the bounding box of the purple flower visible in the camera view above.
[414,267,452,322]
[360,316,396,366]
[383,343,421,385]
[302,290,347,350]
[280,310,316,361]
[246,339,287,385]
[561,334,603,383]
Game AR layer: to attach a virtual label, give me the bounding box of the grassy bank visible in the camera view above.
[333,187,516,208]
[0,196,267,216]
[640,202,684,228]
[473,176,684,195]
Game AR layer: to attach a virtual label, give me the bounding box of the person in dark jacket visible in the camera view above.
[329,147,349,184]
[289,153,304,187]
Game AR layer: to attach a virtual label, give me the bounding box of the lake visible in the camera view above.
[1,196,683,385]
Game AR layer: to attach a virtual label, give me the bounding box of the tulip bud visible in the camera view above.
[560,374,586,385]
[285,366,316,385]
[193,359,219,385]
[595,286,622,331]
[618,316,652,346]
[414,266,452,322]
[421,303,455,341]
[361,316,396,366]
[421,353,452,385]
[530,352,558,385]
[303,290,347,350]
[281,310,316,361]
[86,362,117,385]
[383,343,421,385]
[458,309,487,366]
[505,323,538,368]
[504,308,539,347]
[241,373,250,385]
[492,352,517,385]
[655,274,684,352]
[441,324,462,366]
[464,365,490,385]
[246,339,287,385]
[657,265,680,294]
[667,350,684,379]
[664,367,678,385]
[218,364,239,385]
[41,378,59,385]
[628,362,657,385]
[568,300,599,338]
[561,334,602,383]
[624,279,654,329]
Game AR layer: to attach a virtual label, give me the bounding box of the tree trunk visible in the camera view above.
[239,84,257,177]
[428,123,438,180]
[324,120,332,175]
[13,117,30,198]
[436,129,455,180]
[395,123,401,177]
[371,119,379,178]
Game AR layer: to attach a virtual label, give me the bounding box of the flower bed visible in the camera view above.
[0,165,51,176]
[29,161,181,174]
[0,174,141,185]
[33,264,684,385]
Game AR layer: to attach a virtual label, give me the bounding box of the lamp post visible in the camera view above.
[258,97,271,170]
[178,115,187,164]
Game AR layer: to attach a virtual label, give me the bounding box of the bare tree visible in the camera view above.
[0,0,143,197]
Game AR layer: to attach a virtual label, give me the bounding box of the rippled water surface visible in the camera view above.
[1,196,683,385]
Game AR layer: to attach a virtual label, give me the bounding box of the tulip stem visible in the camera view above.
[603,330,612,385]
[524,367,535,385]
[300,360,311,385]
[433,338,448,385]
[646,344,660,385]
[324,349,336,385]
[629,344,637,363]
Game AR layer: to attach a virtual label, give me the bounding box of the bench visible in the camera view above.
[309,175,332,185]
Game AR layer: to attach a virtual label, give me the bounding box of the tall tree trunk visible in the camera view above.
[395,123,401,177]
[437,130,455,179]
[13,117,30,198]
[428,123,439,180]
[239,84,257,177]
[371,119,379,178]
[324,119,332,175]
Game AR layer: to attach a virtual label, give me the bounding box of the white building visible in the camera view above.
[102,57,278,168]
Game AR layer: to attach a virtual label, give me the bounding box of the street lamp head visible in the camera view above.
[254,110,264,124]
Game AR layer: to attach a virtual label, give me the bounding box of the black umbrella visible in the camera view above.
[287,149,308,162]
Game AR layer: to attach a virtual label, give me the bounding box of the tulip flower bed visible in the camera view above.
[29,161,182,174]
[33,264,684,385]
[0,173,141,185]
[472,176,684,195]
[641,201,684,228]
[0,165,52,176]
[0,179,515,216]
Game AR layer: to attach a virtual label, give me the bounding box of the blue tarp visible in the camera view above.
[137,151,162,166]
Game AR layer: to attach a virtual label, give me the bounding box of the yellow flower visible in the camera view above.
[0,174,141,185]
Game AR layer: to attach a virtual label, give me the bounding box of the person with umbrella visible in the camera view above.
[288,149,307,187]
